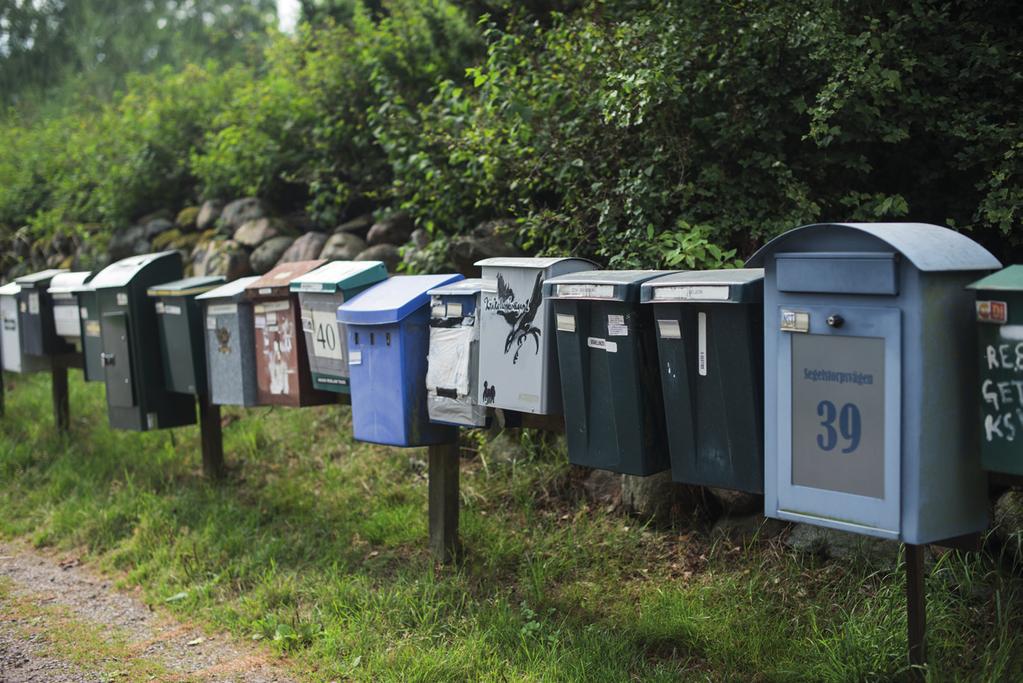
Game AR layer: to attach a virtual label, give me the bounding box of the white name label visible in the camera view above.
[556,313,576,333]
[652,285,730,302]
[556,283,614,299]
[206,304,237,316]
[587,336,617,353]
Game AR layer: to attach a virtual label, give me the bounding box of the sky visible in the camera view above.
[276,0,300,33]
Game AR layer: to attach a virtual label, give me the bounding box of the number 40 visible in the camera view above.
[817,400,861,453]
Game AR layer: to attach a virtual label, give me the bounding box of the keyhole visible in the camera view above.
[827,314,844,328]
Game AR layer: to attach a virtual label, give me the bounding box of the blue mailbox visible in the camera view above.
[337,274,464,446]
[748,223,1000,544]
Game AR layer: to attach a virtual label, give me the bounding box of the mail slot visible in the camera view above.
[1,282,50,374]
[196,276,261,406]
[476,257,597,415]
[338,274,463,446]
[89,251,196,431]
[749,222,1000,544]
[15,269,70,357]
[290,260,388,394]
[148,276,225,396]
[245,260,335,407]
[640,269,765,491]
[426,278,488,428]
[546,270,671,475]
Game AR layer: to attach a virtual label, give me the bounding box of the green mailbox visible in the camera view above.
[73,282,105,382]
[147,276,225,396]
[90,251,196,431]
[640,269,765,493]
[968,265,1023,476]
[543,271,672,475]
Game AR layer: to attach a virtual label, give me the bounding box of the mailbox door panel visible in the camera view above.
[300,293,349,392]
[79,294,105,382]
[1,296,20,372]
[101,312,137,408]
[776,304,901,538]
[255,301,301,405]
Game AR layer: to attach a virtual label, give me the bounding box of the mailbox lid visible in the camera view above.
[195,276,260,303]
[245,260,327,299]
[0,282,20,297]
[48,271,93,296]
[147,276,225,298]
[427,278,486,298]
[475,256,598,270]
[640,269,763,304]
[15,269,67,290]
[338,274,464,325]
[90,251,182,289]
[289,260,387,294]
[967,265,1023,292]
[545,270,671,303]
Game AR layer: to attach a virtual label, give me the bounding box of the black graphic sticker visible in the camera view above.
[490,272,544,364]
[216,326,232,354]
[482,381,496,405]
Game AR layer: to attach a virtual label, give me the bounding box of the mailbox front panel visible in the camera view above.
[1,294,21,373]
[427,293,486,428]
[974,289,1023,475]
[775,304,901,538]
[77,291,105,382]
[255,299,302,405]
[299,292,350,393]
[205,305,258,406]
[156,299,202,395]
[101,312,137,408]
[53,295,82,339]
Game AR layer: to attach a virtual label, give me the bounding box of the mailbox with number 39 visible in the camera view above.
[750,223,1000,544]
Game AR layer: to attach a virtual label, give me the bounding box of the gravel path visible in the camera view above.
[0,542,297,682]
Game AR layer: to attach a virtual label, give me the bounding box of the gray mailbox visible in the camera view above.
[1,283,50,374]
[426,278,488,427]
[749,222,1000,544]
[15,269,69,357]
[196,276,261,406]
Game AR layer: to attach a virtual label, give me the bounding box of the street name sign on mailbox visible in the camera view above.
[338,274,463,446]
[147,277,226,396]
[290,260,388,394]
[426,278,488,428]
[90,251,196,431]
[967,265,1023,476]
[640,269,765,492]
[245,260,335,407]
[48,272,93,350]
[1,283,50,374]
[476,257,597,415]
[196,276,261,406]
[749,223,1000,544]
[15,269,70,357]
[545,270,672,476]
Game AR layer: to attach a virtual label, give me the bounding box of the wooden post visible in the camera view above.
[428,439,461,563]
[197,393,225,480]
[905,543,926,680]
[51,361,69,433]
[0,369,5,418]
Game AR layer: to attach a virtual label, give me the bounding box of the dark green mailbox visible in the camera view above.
[640,269,764,493]
[147,276,225,396]
[543,271,672,476]
[73,282,105,382]
[15,269,70,357]
[90,251,196,431]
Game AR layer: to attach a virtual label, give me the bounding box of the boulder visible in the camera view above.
[356,244,401,273]
[219,198,266,232]
[143,217,174,240]
[484,430,528,464]
[707,487,763,516]
[250,236,295,274]
[196,200,224,231]
[191,239,252,280]
[994,489,1023,566]
[622,472,699,525]
[108,225,149,261]
[580,469,622,507]
[277,232,328,264]
[451,219,524,274]
[234,217,282,248]
[711,514,786,543]
[175,206,201,233]
[410,228,431,249]
[366,212,414,246]
[319,232,367,261]
[785,523,901,566]
[335,213,374,238]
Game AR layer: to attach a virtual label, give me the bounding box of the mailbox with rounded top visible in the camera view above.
[244,260,335,407]
[90,251,196,431]
[289,260,388,394]
[748,223,1000,544]
[426,278,488,428]
[48,272,93,346]
[1,282,50,374]
[545,270,672,476]
[476,257,597,415]
[148,276,226,396]
[196,276,261,406]
[15,269,70,357]
[338,273,464,446]
[640,269,765,492]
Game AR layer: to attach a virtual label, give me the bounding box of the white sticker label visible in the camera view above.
[85,321,101,337]
[300,282,324,292]
[206,304,237,316]
[607,314,628,336]
[80,307,89,319]
[206,316,216,330]
[163,305,182,316]
[432,305,446,318]
[116,293,128,306]
[657,319,681,339]
[652,285,730,302]
[556,283,615,299]
[28,293,39,315]
[256,300,290,313]
[349,350,362,365]
[780,309,810,333]
[556,313,576,333]
[155,302,165,314]
[587,336,617,353]
[259,287,273,295]
[146,413,158,429]
[310,310,344,360]
[698,312,708,376]
[447,302,463,317]
[254,315,267,329]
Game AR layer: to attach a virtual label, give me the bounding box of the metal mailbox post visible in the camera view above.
[426,278,488,428]
[640,269,765,492]
[476,257,597,415]
[196,276,261,407]
[147,277,226,396]
[748,223,999,544]
[290,260,388,394]
[15,269,70,357]
[1,282,50,374]
[48,272,93,351]
[544,270,671,475]
[337,274,464,446]
[245,260,336,407]
[90,251,196,431]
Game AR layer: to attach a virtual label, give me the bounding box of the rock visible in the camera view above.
[707,487,762,516]
[152,229,183,251]
[319,232,367,261]
[335,214,374,238]
[484,430,528,464]
[994,489,1023,566]
[108,225,148,261]
[277,232,328,264]
[196,200,224,231]
[622,472,698,524]
[219,198,266,232]
[786,523,901,566]
[451,220,524,274]
[711,514,786,543]
[410,228,430,249]
[250,236,295,274]
[366,212,414,246]
[175,206,201,233]
[143,217,173,240]
[280,211,318,234]
[356,244,400,272]
[234,217,282,248]
[192,239,252,280]
[580,469,622,507]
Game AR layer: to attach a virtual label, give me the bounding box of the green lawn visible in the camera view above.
[1,371,1021,681]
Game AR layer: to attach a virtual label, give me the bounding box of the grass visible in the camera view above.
[2,371,1023,681]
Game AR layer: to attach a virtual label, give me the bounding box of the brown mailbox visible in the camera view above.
[244,260,335,407]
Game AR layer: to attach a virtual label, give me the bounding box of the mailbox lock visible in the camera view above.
[826,314,845,328]
[100,352,115,367]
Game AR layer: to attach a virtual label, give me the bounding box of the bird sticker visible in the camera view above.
[216,325,232,354]
[491,271,544,364]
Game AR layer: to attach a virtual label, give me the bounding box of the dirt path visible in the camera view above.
[0,542,298,682]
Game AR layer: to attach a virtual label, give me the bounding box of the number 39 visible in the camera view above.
[817,400,861,453]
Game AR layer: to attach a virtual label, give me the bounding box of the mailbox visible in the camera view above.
[967,266,1023,476]
[196,276,261,406]
[426,278,488,428]
[48,271,93,347]
[640,269,765,492]
[1,283,50,374]
[90,251,196,431]
[476,257,597,415]
[748,222,1000,543]
[290,260,388,394]
[15,269,70,357]
[72,281,105,382]
[244,260,334,407]
[147,277,226,396]
[545,270,671,475]
[337,274,463,446]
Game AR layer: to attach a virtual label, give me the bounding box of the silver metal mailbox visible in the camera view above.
[196,276,260,407]
[426,278,487,427]
[48,271,94,345]
[748,222,1000,544]
[476,257,597,415]
[1,282,50,374]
